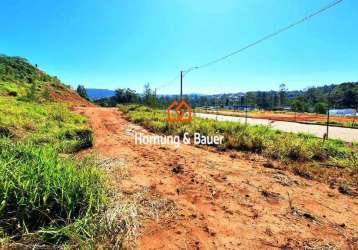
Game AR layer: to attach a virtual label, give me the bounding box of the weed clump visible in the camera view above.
[0,139,106,242]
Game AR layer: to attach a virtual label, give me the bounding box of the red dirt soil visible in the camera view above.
[253,112,355,123]
[48,84,96,107]
[75,107,358,249]
[205,110,356,124]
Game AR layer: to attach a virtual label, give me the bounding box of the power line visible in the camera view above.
[187,0,343,72]
[153,0,343,96]
[154,67,197,93]
[152,74,180,93]
[156,75,180,90]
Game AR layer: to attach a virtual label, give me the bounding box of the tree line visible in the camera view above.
[91,83,158,107]
[77,81,358,114]
[291,82,358,114]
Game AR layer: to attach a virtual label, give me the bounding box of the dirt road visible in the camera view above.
[195,113,358,143]
[75,107,358,249]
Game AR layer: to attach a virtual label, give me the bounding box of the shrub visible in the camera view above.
[57,128,93,152]
[0,126,14,138]
[8,90,17,96]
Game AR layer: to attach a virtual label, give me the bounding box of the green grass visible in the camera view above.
[0,139,106,243]
[0,97,92,153]
[0,55,108,247]
[0,97,106,247]
[0,81,29,96]
[119,105,358,169]
[314,120,358,128]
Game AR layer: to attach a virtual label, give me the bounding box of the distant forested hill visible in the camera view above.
[86,88,115,100]
[291,82,358,112]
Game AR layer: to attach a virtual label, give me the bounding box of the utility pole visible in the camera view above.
[180,70,183,101]
[353,105,357,127]
[245,95,248,125]
[326,106,330,139]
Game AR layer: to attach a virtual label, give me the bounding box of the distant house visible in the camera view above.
[223,105,254,111]
[329,109,356,116]
[272,106,292,111]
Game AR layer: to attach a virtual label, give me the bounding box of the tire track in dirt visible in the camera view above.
[74,107,358,250]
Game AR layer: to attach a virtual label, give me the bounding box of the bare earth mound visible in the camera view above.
[75,107,358,249]
[48,84,96,107]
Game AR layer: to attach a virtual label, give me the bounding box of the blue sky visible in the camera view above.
[1,0,357,94]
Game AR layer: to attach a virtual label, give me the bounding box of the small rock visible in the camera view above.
[172,164,184,174]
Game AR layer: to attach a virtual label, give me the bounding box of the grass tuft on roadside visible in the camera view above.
[0,139,106,244]
[0,97,106,247]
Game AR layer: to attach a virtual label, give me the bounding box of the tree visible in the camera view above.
[342,89,358,108]
[290,98,304,112]
[143,83,157,107]
[273,92,279,109]
[290,82,358,111]
[278,83,288,108]
[246,92,256,107]
[314,102,327,114]
[114,88,138,104]
[261,92,269,109]
[77,85,89,100]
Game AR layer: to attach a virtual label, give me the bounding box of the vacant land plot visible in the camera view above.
[197,109,357,127]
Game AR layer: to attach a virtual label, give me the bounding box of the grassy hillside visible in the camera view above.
[0,55,57,97]
[0,55,94,153]
[0,55,106,247]
[0,55,94,108]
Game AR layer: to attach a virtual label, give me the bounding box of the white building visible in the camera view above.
[329,109,356,116]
